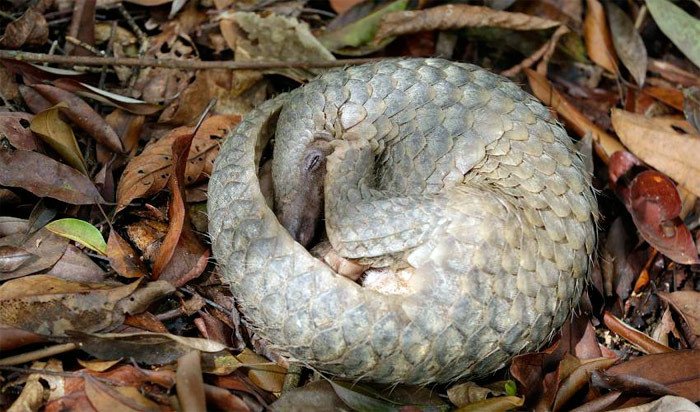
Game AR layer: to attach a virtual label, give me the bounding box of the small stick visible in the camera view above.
[0,343,78,366]
[0,50,379,71]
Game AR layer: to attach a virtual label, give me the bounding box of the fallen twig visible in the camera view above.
[0,50,379,71]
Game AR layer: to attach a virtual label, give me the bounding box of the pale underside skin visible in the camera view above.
[207,58,597,384]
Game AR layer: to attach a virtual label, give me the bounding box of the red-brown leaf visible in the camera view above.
[0,148,104,205]
[30,84,125,153]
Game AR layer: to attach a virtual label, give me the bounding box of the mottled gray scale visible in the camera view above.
[208,59,596,384]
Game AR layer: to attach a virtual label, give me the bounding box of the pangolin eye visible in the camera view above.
[304,151,324,172]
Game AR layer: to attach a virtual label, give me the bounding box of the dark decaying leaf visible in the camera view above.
[1,59,86,84]
[203,384,251,412]
[0,8,48,49]
[0,148,104,204]
[0,112,37,151]
[375,3,560,43]
[605,2,647,86]
[43,364,176,411]
[30,84,125,153]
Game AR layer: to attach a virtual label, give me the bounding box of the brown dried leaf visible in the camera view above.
[30,102,88,175]
[236,348,286,394]
[375,4,560,43]
[0,8,48,49]
[116,114,238,211]
[658,291,700,343]
[0,228,68,281]
[606,2,647,86]
[552,357,617,411]
[158,70,247,126]
[611,109,700,197]
[0,275,140,335]
[605,350,700,402]
[45,243,106,283]
[107,230,147,279]
[0,112,37,151]
[18,84,52,113]
[176,351,206,412]
[583,0,617,74]
[155,220,209,287]
[104,109,144,155]
[151,128,193,279]
[0,326,47,351]
[644,86,684,111]
[0,244,35,273]
[525,69,624,162]
[83,375,161,412]
[603,311,674,354]
[0,148,104,205]
[30,84,124,153]
[204,384,252,412]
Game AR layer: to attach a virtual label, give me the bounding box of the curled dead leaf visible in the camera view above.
[611,109,700,198]
[116,114,238,211]
[30,84,124,153]
[375,4,560,43]
[583,0,617,74]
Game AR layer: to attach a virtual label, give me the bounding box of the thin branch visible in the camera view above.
[0,343,78,366]
[0,50,380,71]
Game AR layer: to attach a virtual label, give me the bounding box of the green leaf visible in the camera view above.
[29,102,88,175]
[45,218,107,255]
[646,0,700,69]
[318,0,408,52]
[504,380,517,396]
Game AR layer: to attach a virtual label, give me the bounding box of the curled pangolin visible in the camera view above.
[207,58,596,384]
